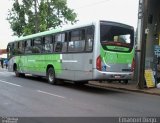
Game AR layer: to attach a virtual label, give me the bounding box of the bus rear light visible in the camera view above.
[96,56,102,71]
[131,58,135,72]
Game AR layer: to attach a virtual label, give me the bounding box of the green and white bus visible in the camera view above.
[7,20,135,84]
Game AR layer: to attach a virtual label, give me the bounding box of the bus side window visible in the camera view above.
[11,43,14,56]
[54,33,67,53]
[32,37,42,53]
[68,31,77,52]
[43,36,53,53]
[86,27,94,52]
[18,41,24,54]
[13,42,18,55]
[61,32,68,53]
[54,33,62,52]
[7,44,12,59]
[68,29,85,52]
[16,41,24,54]
[24,40,32,54]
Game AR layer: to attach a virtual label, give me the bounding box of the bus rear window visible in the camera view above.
[100,24,134,52]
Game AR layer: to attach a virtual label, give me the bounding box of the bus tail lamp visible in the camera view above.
[131,58,135,72]
[96,56,102,71]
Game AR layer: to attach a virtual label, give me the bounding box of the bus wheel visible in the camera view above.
[14,65,20,77]
[47,68,56,85]
[123,80,128,84]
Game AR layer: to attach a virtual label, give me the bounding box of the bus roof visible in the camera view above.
[9,20,133,43]
[10,21,96,43]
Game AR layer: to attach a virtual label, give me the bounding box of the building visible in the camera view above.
[136,0,160,88]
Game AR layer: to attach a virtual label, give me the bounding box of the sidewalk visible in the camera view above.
[89,81,160,96]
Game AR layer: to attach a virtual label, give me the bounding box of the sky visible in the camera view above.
[0,0,139,55]
[67,0,139,27]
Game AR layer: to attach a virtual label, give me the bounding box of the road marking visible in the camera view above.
[37,90,66,99]
[0,80,22,87]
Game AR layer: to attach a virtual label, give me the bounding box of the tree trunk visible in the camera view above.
[34,0,38,33]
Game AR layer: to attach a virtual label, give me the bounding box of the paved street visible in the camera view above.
[0,68,160,117]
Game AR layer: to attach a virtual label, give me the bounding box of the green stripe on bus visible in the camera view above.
[15,54,62,74]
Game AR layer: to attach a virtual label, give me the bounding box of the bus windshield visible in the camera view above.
[100,22,134,52]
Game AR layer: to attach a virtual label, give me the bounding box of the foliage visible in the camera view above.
[7,0,77,36]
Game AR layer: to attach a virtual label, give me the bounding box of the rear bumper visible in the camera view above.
[93,69,134,80]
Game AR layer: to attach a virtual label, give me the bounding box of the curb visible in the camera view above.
[88,83,160,96]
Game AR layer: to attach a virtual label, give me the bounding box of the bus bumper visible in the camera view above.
[93,69,134,80]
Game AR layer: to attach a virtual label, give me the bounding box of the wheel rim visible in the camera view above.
[49,71,54,82]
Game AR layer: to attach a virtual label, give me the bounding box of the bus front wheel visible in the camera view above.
[47,67,56,85]
[14,65,20,77]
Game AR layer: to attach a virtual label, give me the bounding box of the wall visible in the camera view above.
[145,0,160,68]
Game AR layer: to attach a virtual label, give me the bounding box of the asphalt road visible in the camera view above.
[0,68,160,117]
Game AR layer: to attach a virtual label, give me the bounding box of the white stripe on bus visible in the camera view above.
[62,60,78,63]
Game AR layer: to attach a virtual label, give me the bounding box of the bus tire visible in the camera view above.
[47,67,56,85]
[14,65,20,77]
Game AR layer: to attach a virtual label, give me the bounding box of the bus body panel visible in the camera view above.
[93,69,133,80]
[71,53,93,81]
[8,53,93,81]
[56,54,75,80]
[8,57,15,72]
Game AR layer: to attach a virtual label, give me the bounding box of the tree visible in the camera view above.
[7,0,77,37]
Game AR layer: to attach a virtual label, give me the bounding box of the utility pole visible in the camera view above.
[138,0,149,89]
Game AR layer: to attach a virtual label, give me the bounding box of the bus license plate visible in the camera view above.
[114,75,121,79]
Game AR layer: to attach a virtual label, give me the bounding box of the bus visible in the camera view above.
[7,20,135,85]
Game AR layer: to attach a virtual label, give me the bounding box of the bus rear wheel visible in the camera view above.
[47,67,56,85]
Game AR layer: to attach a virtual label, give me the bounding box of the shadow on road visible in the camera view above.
[61,82,126,95]
[14,75,126,95]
